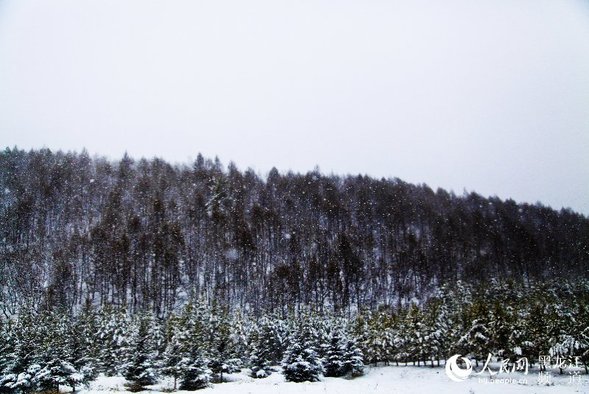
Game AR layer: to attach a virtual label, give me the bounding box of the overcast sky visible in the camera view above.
[0,0,588,214]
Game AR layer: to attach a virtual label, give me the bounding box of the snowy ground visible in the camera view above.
[80,365,589,394]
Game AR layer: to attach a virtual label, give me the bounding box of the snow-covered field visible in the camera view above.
[81,366,589,394]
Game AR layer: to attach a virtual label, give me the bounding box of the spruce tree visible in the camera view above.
[176,304,211,390]
[342,338,364,377]
[207,309,233,383]
[162,316,185,389]
[404,305,427,365]
[282,342,323,382]
[323,330,345,377]
[282,323,323,383]
[96,307,130,376]
[124,314,159,390]
[34,359,88,393]
[248,327,273,379]
[177,353,210,391]
[457,301,492,367]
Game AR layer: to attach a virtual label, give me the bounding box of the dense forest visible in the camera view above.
[1,280,588,392]
[1,147,588,317]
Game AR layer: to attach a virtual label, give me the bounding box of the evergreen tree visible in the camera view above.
[34,359,88,393]
[161,316,185,389]
[206,309,234,383]
[124,314,159,390]
[282,323,323,383]
[361,312,389,365]
[422,299,450,366]
[176,304,211,390]
[177,352,210,390]
[69,306,100,382]
[281,342,323,382]
[2,310,40,390]
[248,325,273,379]
[323,330,346,377]
[404,305,427,365]
[96,307,130,376]
[36,314,93,392]
[457,301,491,367]
[0,320,16,392]
[342,338,364,377]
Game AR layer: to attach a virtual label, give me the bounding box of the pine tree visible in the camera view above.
[34,359,87,393]
[323,330,345,377]
[404,304,427,365]
[342,338,364,377]
[248,324,273,379]
[422,299,450,366]
[381,315,407,366]
[227,311,248,370]
[5,364,41,393]
[161,316,185,389]
[457,301,491,367]
[62,308,99,390]
[1,310,39,391]
[96,307,130,376]
[176,304,211,390]
[124,314,159,390]
[579,327,589,374]
[282,323,323,383]
[0,319,14,384]
[0,319,18,393]
[244,316,287,379]
[362,312,386,365]
[14,311,91,393]
[178,352,210,390]
[206,309,233,383]
[282,342,323,382]
[260,317,289,365]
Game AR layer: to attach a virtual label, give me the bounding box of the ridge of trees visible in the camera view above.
[1,147,588,317]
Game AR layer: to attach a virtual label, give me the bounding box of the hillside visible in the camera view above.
[1,147,588,316]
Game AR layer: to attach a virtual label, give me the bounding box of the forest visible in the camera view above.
[1,147,589,391]
[1,147,588,317]
[1,280,588,392]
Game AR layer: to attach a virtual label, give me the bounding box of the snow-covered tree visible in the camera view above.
[360,312,391,365]
[34,359,89,393]
[249,343,272,378]
[96,307,130,376]
[40,318,94,392]
[342,338,364,377]
[422,299,452,366]
[282,323,323,383]
[0,320,16,390]
[3,364,41,393]
[323,330,346,377]
[245,315,289,379]
[456,302,492,367]
[248,322,275,379]
[68,305,99,383]
[403,304,428,365]
[1,310,40,390]
[162,316,185,389]
[175,304,211,390]
[178,352,210,390]
[123,314,159,390]
[206,309,234,383]
[282,342,323,382]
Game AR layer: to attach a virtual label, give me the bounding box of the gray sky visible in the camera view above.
[1,0,588,214]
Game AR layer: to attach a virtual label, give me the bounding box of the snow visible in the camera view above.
[76,366,588,394]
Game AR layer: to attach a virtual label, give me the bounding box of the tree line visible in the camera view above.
[1,280,588,393]
[0,147,588,317]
